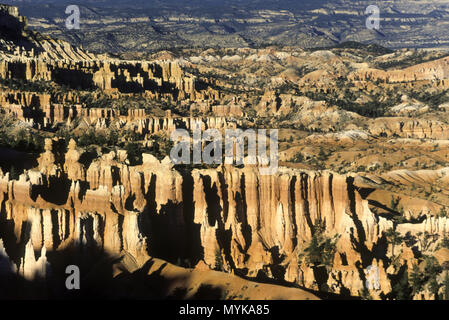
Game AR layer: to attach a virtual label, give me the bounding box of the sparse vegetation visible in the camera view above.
[214,249,224,272]
[385,227,404,258]
[300,219,340,270]
[0,114,44,153]
[409,256,442,299]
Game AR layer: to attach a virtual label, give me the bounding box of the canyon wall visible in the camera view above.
[0,6,217,103]
[350,57,449,83]
[2,138,446,297]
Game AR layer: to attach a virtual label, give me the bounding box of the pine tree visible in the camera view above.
[409,263,426,296]
[424,256,442,299]
[385,227,403,257]
[392,271,412,300]
[303,219,340,270]
[214,249,224,271]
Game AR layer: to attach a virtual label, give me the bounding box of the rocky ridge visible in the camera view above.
[1,138,449,299]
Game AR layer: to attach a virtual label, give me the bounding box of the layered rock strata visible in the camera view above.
[2,139,447,298]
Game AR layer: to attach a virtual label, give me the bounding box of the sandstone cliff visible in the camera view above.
[2,139,447,298]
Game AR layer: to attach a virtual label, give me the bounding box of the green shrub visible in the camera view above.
[385,227,404,257]
[302,219,340,269]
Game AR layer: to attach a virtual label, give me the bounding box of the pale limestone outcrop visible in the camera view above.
[189,166,397,296]
[19,240,51,280]
[37,138,62,176]
[369,117,449,140]
[257,92,361,132]
[64,139,86,181]
[1,139,447,297]
[350,57,449,83]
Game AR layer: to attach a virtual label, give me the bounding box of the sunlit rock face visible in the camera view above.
[2,138,447,298]
[2,4,449,301]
